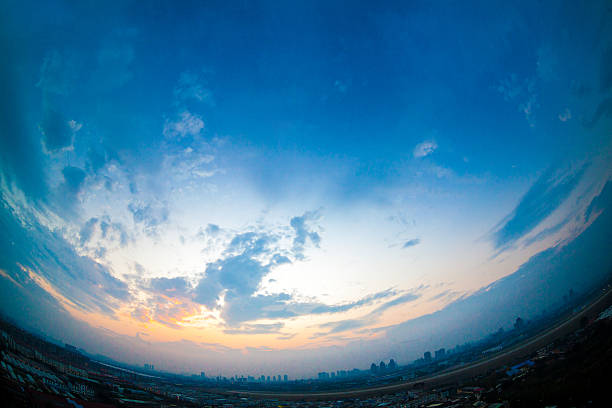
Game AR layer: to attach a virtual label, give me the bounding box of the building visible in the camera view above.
[388,359,397,370]
[424,351,432,361]
[435,348,446,359]
[283,374,288,381]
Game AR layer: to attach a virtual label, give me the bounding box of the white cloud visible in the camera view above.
[163,111,204,139]
[413,140,438,158]
[174,71,215,106]
[559,108,572,122]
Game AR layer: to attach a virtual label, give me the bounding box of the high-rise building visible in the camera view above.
[388,359,397,370]
[200,371,206,378]
[370,363,378,373]
[284,374,288,381]
[424,351,432,361]
[435,348,446,359]
[379,361,386,371]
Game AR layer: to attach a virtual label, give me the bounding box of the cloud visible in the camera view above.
[318,318,372,335]
[522,216,571,247]
[388,181,612,348]
[402,238,420,249]
[290,210,321,259]
[163,111,204,139]
[370,293,420,314]
[309,289,397,315]
[558,108,572,122]
[149,277,191,298]
[128,200,169,235]
[80,217,99,245]
[148,295,201,329]
[496,74,538,126]
[37,49,79,96]
[40,109,78,151]
[0,196,130,317]
[492,163,586,250]
[194,243,275,311]
[223,323,284,335]
[131,306,150,323]
[79,216,129,252]
[206,223,220,235]
[193,211,323,323]
[93,28,137,90]
[315,291,422,336]
[174,71,215,106]
[413,140,438,158]
[334,79,349,93]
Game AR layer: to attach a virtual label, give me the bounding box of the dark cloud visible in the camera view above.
[402,238,420,249]
[492,164,585,250]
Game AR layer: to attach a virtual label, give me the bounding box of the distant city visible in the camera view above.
[2,284,611,406]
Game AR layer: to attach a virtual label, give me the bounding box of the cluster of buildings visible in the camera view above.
[1,298,611,407]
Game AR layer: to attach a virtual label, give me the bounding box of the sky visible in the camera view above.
[1,0,612,378]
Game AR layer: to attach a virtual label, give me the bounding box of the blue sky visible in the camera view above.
[1,0,612,377]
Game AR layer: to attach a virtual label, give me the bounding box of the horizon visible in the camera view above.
[1,0,612,379]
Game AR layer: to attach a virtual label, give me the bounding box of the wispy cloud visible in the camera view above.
[491,163,586,250]
[315,291,423,336]
[413,140,438,158]
[174,71,215,106]
[163,111,204,139]
[223,323,284,335]
[402,238,420,249]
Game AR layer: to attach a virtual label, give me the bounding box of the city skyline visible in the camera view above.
[1,0,612,377]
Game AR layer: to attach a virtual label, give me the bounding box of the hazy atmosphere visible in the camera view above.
[1,0,611,379]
